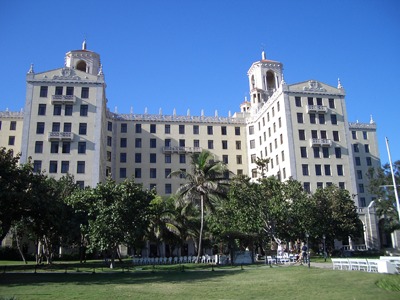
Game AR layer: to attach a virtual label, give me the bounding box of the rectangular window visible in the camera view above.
[150,124,156,133]
[313,147,320,158]
[207,126,213,135]
[50,141,59,153]
[222,155,228,164]
[165,124,171,134]
[303,182,311,193]
[320,130,327,139]
[333,131,339,141]
[165,184,172,194]
[66,86,74,95]
[179,139,185,147]
[315,164,322,176]
[8,121,16,131]
[136,123,142,133]
[318,114,325,124]
[250,140,255,149]
[150,153,156,163]
[120,138,127,148]
[337,165,344,176]
[221,126,227,135]
[251,154,256,163]
[33,160,42,173]
[179,125,185,134]
[150,139,157,148]
[81,87,89,98]
[300,147,307,158]
[355,157,361,166]
[295,96,301,107]
[352,131,357,139]
[63,122,71,132]
[135,168,141,178]
[281,151,285,162]
[135,138,142,148]
[165,154,171,163]
[278,117,282,128]
[335,147,342,158]
[249,126,254,135]
[317,182,323,189]
[331,114,337,125]
[36,122,45,134]
[179,154,186,163]
[366,157,372,166]
[79,123,87,135]
[236,155,242,164]
[297,113,304,123]
[49,161,58,173]
[302,164,309,176]
[357,170,363,180]
[121,123,127,133]
[55,86,63,95]
[108,122,113,132]
[193,125,199,134]
[78,142,86,154]
[40,86,48,97]
[194,139,200,147]
[329,98,335,109]
[360,197,366,207]
[322,147,329,158]
[8,136,15,145]
[165,139,171,147]
[359,184,365,193]
[79,105,88,117]
[135,153,142,163]
[363,131,368,140]
[311,130,318,139]
[236,141,241,150]
[222,140,228,149]
[235,127,240,135]
[364,144,370,153]
[299,130,305,140]
[308,97,314,105]
[165,168,171,178]
[208,140,214,149]
[353,144,359,152]
[65,104,73,116]
[52,122,60,132]
[38,104,46,115]
[120,168,127,179]
[316,98,322,106]
[61,161,69,173]
[77,161,85,173]
[107,136,112,147]
[35,141,43,153]
[309,113,316,124]
[62,142,70,154]
[339,182,345,189]
[107,151,111,162]
[324,165,331,176]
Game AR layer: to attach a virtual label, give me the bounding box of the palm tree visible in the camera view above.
[170,150,230,262]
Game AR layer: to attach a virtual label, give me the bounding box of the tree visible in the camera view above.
[171,150,229,261]
[367,161,400,234]
[68,178,153,268]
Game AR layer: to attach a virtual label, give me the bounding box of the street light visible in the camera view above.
[322,234,326,262]
[305,232,310,268]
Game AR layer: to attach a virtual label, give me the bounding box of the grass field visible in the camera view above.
[0,262,399,300]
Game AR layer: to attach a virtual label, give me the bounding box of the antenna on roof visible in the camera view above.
[261,43,266,60]
[82,38,87,50]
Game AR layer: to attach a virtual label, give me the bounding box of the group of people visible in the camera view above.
[277,239,309,265]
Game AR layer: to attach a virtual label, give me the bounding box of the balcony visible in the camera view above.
[163,146,202,154]
[306,105,327,113]
[48,131,74,141]
[51,95,76,104]
[310,138,332,147]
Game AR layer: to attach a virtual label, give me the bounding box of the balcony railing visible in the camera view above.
[306,105,327,113]
[48,131,74,141]
[310,138,332,147]
[51,95,76,104]
[163,146,202,154]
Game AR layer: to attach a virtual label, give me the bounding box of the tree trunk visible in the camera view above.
[14,229,27,264]
[197,195,204,263]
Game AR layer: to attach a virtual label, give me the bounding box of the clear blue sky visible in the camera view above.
[1,0,399,164]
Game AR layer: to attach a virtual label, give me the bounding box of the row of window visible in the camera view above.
[35,141,87,154]
[0,121,17,130]
[33,160,85,174]
[352,130,368,140]
[36,122,88,135]
[38,104,88,117]
[353,143,370,153]
[114,123,242,135]
[297,113,337,125]
[301,164,345,176]
[301,146,342,159]
[40,86,89,98]
[298,129,340,141]
[295,96,335,109]
[302,181,345,193]
[250,117,283,135]
[355,156,373,166]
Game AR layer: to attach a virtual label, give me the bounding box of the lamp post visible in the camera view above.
[305,232,310,268]
[323,234,326,262]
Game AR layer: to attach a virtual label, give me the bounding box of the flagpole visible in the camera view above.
[385,137,400,223]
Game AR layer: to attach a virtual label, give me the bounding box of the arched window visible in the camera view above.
[76,60,87,72]
[266,71,276,91]
[251,75,255,89]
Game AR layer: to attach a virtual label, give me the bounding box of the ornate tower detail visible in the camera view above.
[64,41,101,76]
[247,51,283,109]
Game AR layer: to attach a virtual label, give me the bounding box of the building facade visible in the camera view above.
[0,44,381,250]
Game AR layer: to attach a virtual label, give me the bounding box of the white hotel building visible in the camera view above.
[0,43,382,250]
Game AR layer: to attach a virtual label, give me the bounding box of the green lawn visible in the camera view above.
[0,263,399,300]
